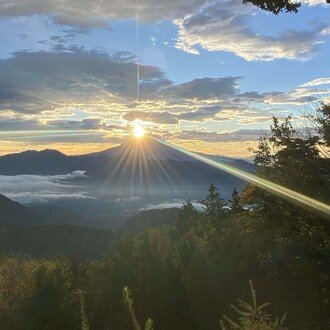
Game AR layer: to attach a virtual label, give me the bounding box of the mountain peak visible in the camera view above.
[112,136,195,162]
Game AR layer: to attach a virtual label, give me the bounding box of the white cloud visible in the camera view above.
[114,196,142,203]
[300,78,330,87]
[0,0,208,26]
[0,171,92,204]
[140,199,204,211]
[173,128,266,142]
[265,82,330,105]
[301,0,327,6]
[175,1,328,61]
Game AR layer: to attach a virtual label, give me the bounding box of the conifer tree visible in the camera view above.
[230,188,242,214]
[177,200,198,233]
[200,183,227,221]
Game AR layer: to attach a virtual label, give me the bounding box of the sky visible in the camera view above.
[0,0,329,157]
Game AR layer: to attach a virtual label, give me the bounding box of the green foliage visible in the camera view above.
[244,107,330,216]
[0,224,115,259]
[230,188,242,214]
[317,102,330,147]
[144,318,155,330]
[76,290,89,330]
[220,281,287,329]
[0,256,80,329]
[200,183,227,222]
[242,0,301,14]
[122,286,154,330]
[177,200,198,233]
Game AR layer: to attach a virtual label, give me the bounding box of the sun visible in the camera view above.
[133,123,145,139]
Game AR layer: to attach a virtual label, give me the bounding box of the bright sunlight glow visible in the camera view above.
[133,123,145,139]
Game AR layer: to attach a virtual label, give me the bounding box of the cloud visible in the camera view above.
[0,45,289,129]
[0,47,169,114]
[300,77,330,87]
[265,83,330,104]
[0,117,42,130]
[114,196,142,203]
[301,0,328,6]
[140,199,204,211]
[0,0,208,26]
[123,111,179,124]
[175,1,328,61]
[123,104,244,123]
[165,77,241,99]
[0,170,92,204]
[178,105,223,121]
[47,118,107,130]
[173,128,266,142]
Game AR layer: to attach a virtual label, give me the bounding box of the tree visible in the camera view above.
[243,0,330,15]
[177,200,198,233]
[246,111,330,210]
[243,0,300,14]
[122,286,154,330]
[220,281,287,329]
[200,184,227,221]
[230,188,242,214]
[317,102,330,147]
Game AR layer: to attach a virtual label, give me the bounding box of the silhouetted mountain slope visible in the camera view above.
[0,194,41,225]
[227,159,255,173]
[0,194,114,228]
[0,149,68,174]
[118,208,179,236]
[0,138,255,194]
[0,224,115,259]
[30,206,85,225]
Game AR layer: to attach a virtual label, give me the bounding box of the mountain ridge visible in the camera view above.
[0,138,255,197]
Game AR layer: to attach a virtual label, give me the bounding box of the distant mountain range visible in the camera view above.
[0,137,255,197]
[118,208,179,236]
[0,193,96,227]
[0,194,178,258]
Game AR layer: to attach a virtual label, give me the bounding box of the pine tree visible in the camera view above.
[220,281,287,329]
[200,183,227,221]
[230,188,242,214]
[177,200,198,233]
[122,286,154,330]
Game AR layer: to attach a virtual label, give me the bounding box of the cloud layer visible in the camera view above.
[0,171,92,203]
[0,0,208,26]
[175,1,329,61]
[0,43,328,155]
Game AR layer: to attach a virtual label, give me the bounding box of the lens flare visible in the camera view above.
[154,137,330,218]
[133,123,145,139]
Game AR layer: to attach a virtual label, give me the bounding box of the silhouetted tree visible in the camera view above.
[317,102,330,147]
[200,184,227,221]
[245,110,330,211]
[220,281,287,329]
[177,200,198,233]
[230,188,242,214]
[243,0,300,14]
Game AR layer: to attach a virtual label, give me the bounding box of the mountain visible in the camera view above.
[0,195,179,258]
[0,149,68,175]
[0,194,116,258]
[0,194,117,228]
[0,224,115,259]
[0,194,174,258]
[0,137,255,196]
[118,208,179,236]
[0,194,39,226]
